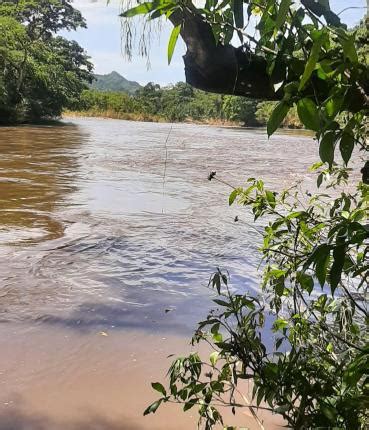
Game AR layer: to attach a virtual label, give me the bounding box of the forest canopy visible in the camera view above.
[0,0,93,124]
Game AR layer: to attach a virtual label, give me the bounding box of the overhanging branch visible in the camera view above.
[170,8,277,100]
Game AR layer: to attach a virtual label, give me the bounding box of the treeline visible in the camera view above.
[70,82,302,128]
[0,1,93,124]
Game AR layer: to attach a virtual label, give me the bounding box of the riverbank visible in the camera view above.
[63,110,241,127]
[1,111,305,132]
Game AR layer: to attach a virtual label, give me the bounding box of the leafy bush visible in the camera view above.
[120,0,368,428]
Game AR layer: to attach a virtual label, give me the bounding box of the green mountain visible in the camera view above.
[90,71,141,94]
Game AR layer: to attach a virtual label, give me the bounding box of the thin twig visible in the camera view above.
[337,6,366,16]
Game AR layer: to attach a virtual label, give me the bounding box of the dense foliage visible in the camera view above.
[74,83,300,126]
[0,0,93,124]
[120,0,369,429]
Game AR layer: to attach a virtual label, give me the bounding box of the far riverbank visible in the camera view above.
[63,110,243,127]
[63,110,306,130]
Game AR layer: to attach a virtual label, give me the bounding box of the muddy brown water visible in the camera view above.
[0,118,319,429]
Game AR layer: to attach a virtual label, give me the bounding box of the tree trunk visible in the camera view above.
[169,8,277,100]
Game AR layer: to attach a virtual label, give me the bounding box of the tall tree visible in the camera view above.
[0,0,93,123]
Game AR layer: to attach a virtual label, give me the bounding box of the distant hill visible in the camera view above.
[90,71,142,94]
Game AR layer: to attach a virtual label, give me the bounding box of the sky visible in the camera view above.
[65,0,367,86]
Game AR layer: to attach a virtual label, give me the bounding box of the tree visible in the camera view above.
[135,82,163,115]
[255,101,301,128]
[1,0,86,39]
[0,0,93,123]
[121,1,368,429]
[222,96,260,126]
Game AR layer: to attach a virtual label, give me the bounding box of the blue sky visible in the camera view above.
[66,0,367,85]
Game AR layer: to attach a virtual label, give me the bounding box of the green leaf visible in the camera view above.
[212,272,221,294]
[179,388,188,401]
[149,4,174,20]
[319,132,335,167]
[275,276,285,297]
[275,0,291,30]
[168,24,181,65]
[325,94,343,118]
[339,133,354,165]
[210,351,219,366]
[151,382,166,396]
[213,299,229,307]
[297,98,320,131]
[256,387,264,406]
[275,337,283,349]
[304,244,331,286]
[143,399,162,415]
[317,172,324,188]
[120,2,156,17]
[212,332,223,342]
[183,399,197,411]
[299,31,327,91]
[316,247,330,287]
[275,404,290,413]
[321,404,337,421]
[330,245,345,293]
[273,318,288,331]
[267,101,290,137]
[229,189,239,206]
[265,190,276,208]
[233,0,244,29]
[192,383,207,394]
[296,272,314,294]
[341,34,358,63]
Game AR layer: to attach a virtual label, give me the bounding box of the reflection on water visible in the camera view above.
[0,323,285,430]
[0,124,85,244]
[0,118,317,429]
[0,118,319,332]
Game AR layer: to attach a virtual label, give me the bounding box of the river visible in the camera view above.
[0,118,318,429]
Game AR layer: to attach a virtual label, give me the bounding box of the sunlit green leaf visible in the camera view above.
[229,188,239,206]
[341,34,358,63]
[299,31,327,91]
[273,318,288,331]
[267,101,290,137]
[168,24,181,65]
[325,94,343,118]
[120,2,156,17]
[265,190,276,208]
[210,351,219,366]
[297,97,320,131]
